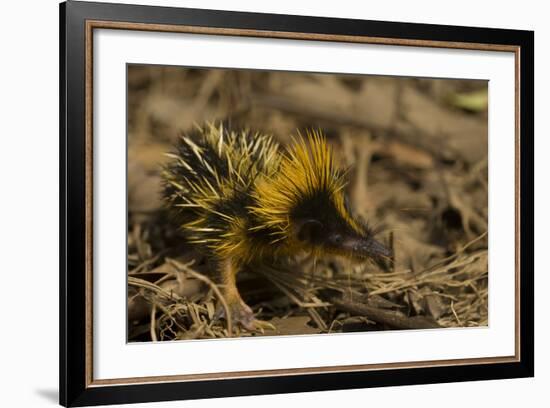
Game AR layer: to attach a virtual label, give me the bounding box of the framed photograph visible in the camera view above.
[60,1,534,406]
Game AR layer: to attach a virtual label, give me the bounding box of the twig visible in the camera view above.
[328,295,442,330]
[150,303,158,341]
[167,258,233,337]
[450,301,462,325]
[128,276,183,302]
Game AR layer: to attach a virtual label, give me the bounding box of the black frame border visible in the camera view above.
[60,1,534,406]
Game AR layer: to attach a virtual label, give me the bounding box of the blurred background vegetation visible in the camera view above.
[127,64,488,341]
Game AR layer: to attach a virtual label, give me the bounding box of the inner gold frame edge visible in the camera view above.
[84,19,522,388]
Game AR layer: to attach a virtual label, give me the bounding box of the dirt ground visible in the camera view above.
[127,65,488,341]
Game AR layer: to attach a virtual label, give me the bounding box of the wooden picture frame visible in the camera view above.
[60,1,534,406]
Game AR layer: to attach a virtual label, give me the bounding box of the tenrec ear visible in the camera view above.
[295,219,324,243]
